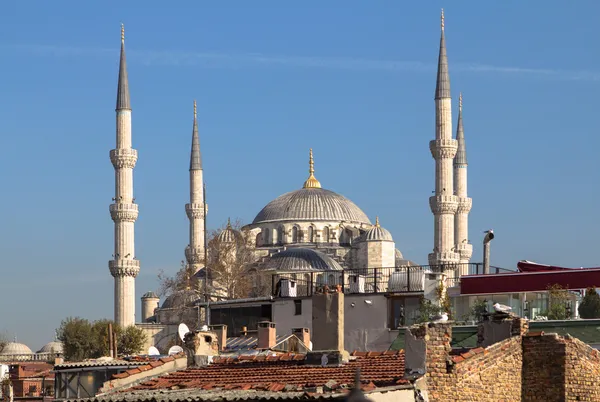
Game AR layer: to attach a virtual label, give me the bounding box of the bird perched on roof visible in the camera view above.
[493,303,512,313]
[431,312,448,323]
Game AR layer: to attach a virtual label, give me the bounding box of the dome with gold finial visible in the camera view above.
[365,217,394,242]
[251,149,370,225]
[217,218,238,243]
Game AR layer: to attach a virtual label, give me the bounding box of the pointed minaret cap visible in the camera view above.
[375,216,380,227]
[303,149,322,189]
[190,100,203,170]
[434,9,451,100]
[116,24,131,110]
[454,92,467,165]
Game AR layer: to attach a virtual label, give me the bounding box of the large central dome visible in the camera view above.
[253,149,371,225]
[252,187,371,225]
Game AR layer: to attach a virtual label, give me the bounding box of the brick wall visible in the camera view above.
[407,315,528,402]
[523,331,600,401]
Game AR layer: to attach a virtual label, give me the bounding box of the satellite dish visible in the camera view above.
[147,346,160,356]
[178,323,190,342]
[168,345,184,356]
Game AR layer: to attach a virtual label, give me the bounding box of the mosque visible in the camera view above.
[108,10,472,330]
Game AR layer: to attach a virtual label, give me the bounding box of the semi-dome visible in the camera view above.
[265,248,343,272]
[1,341,33,355]
[161,289,200,309]
[365,217,393,242]
[252,150,371,225]
[217,219,237,243]
[37,341,63,354]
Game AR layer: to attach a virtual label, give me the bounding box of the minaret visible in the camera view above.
[185,100,206,273]
[109,24,140,327]
[454,93,473,276]
[428,10,460,269]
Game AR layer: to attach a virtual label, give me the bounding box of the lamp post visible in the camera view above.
[483,230,494,275]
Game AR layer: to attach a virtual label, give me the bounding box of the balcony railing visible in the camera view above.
[270,263,515,297]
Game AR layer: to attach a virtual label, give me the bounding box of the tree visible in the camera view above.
[0,331,8,353]
[462,299,487,323]
[158,218,271,303]
[579,287,600,319]
[416,296,442,323]
[546,284,570,320]
[58,317,147,361]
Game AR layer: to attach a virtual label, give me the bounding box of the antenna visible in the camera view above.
[178,323,191,342]
[147,346,160,356]
[168,345,184,356]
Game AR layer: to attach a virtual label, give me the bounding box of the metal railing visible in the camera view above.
[270,263,516,297]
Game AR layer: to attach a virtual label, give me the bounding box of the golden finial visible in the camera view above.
[303,148,322,189]
[193,100,197,119]
[375,216,380,227]
[441,9,445,31]
[227,217,231,228]
[121,24,125,42]
[459,92,462,112]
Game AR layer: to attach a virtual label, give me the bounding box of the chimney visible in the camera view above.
[477,313,528,348]
[184,329,219,366]
[292,327,311,348]
[241,326,248,336]
[311,291,344,352]
[209,324,228,351]
[257,321,276,349]
[404,322,452,376]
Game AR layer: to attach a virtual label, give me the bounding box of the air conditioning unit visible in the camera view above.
[348,275,365,293]
[279,278,297,297]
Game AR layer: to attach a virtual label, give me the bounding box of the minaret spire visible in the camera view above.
[185,100,206,274]
[435,9,450,100]
[109,24,140,327]
[429,11,459,270]
[190,100,202,170]
[116,24,130,111]
[454,92,473,275]
[303,148,322,189]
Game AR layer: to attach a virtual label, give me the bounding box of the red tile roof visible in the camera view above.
[124,351,407,393]
[111,353,186,380]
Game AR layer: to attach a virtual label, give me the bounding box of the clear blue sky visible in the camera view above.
[0,1,598,349]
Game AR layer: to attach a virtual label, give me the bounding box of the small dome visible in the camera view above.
[365,217,393,242]
[1,342,33,355]
[161,289,200,309]
[395,248,404,261]
[395,248,417,267]
[37,341,63,354]
[217,219,237,243]
[265,248,343,272]
[142,291,159,299]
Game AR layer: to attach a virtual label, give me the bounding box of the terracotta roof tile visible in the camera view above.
[119,351,407,394]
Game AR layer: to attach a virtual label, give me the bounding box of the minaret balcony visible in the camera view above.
[455,243,473,261]
[186,203,207,219]
[429,195,459,215]
[427,252,460,267]
[185,245,204,264]
[456,197,472,213]
[429,139,458,159]
[109,259,140,277]
[110,149,138,169]
[110,203,139,222]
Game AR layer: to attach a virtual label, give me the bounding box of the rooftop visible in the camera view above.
[86,351,407,401]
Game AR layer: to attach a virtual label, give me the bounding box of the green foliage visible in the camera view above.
[546,283,570,320]
[416,296,442,323]
[58,317,147,361]
[579,287,600,319]
[462,299,488,323]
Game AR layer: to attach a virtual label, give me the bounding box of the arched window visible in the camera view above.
[263,228,270,245]
[277,226,284,245]
[292,226,298,243]
[255,232,262,247]
[308,226,314,243]
[322,226,330,243]
[272,228,278,245]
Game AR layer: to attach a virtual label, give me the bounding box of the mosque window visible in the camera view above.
[277,226,284,245]
[308,226,314,243]
[263,229,270,245]
[292,226,299,243]
[322,226,330,243]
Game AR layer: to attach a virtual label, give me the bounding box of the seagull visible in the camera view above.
[431,312,449,323]
[493,303,512,313]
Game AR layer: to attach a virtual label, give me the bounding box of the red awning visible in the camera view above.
[460,268,600,295]
[517,260,590,272]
